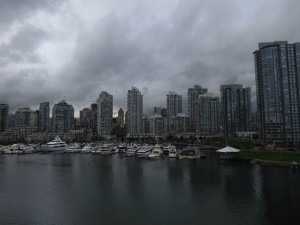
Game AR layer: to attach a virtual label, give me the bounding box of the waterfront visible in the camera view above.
[0,153,300,225]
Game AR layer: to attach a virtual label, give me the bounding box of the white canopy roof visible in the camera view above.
[216,146,241,153]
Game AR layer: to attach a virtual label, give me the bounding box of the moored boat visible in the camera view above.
[81,143,94,153]
[45,136,68,152]
[126,144,137,157]
[137,145,152,158]
[65,143,81,153]
[168,146,177,158]
[148,144,163,159]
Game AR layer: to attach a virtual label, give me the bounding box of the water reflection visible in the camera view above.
[260,167,300,225]
[0,154,300,225]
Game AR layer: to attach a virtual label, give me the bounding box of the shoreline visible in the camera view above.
[232,150,300,167]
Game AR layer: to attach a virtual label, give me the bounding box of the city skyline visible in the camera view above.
[1,1,300,115]
[0,84,249,117]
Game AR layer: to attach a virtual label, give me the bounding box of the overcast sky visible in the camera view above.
[0,0,299,116]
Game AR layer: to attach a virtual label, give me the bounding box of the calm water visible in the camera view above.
[0,152,300,225]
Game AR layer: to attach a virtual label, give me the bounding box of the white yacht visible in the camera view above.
[45,136,68,152]
[163,145,170,155]
[118,144,126,153]
[126,144,138,157]
[65,143,81,153]
[168,145,177,158]
[153,144,163,155]
[0,145,9,154]
[136,145,152,158]
[81,143,94,153]
[148,144,163,159]
[4,144,19,154]
[99,144,112,155]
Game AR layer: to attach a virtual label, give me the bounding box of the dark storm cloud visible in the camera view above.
[1,0,300,115]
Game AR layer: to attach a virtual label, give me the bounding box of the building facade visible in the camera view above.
[220,84,252,137]
[38,102,50,132]
[170,113,191,136]
[188,85,208,133]
[91,103,98,134]
[142,115,151,136]
[0,104,9,133]
[14,107,38,127]
[150,115,167,137]
[97,91,113,137]
[153,107,167,117]
[80,108,93,129]
[167,91,182,133]
[254,41,300,144]
[52,100,74,133]
[198,94,221,136]
[117,108,124,128]
[127,87,143,136]
[8,113,15,128]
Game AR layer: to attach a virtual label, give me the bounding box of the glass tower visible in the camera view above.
[254,41,300,144]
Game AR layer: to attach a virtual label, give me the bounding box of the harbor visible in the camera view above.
[1,136,300,169]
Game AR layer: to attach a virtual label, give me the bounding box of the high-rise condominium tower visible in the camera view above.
[52,100,74,133]
[97,91,113,136]
[127,87,143,136]
[254,41,300,144]
[15,107,38,127]
[117,108,124,128]
[198,94,220,136]
[80,108,93,129]
[167,91,182,133]
[220,84,252,137]
[188,85,207,133]
[91,103,98,133]
[0,104,9,133]
[39,102,50,131]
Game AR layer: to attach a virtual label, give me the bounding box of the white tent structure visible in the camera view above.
[216,146,241,160]
[216,146,241,153]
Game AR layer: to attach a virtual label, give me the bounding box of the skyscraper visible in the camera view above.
[91,103,97,134]
[97,91,113,136]
[170,114,191,136]
[39,102,50,132]
[8,113,15,128]
[167,91,182,133]
[0,104,9,133]
[198,94,220,136]
[117,108,124,128]
[127,87,143,136]
[52,100,74,133]
[220,84,252,137]
[254,41,300,144]
[14,107,38,127]
[150,115,167,137]
[80,108,93,129]
[188,85,207,133]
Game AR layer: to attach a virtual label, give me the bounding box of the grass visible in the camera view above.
[237,151,300,163]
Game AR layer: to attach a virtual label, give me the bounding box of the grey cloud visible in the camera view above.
[2,0,300,115]
[60,0,300,114]
[0,0,62,31]
[0,24,49,65]
[0,68,58,111]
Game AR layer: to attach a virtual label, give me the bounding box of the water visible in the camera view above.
[0,152,300,225]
